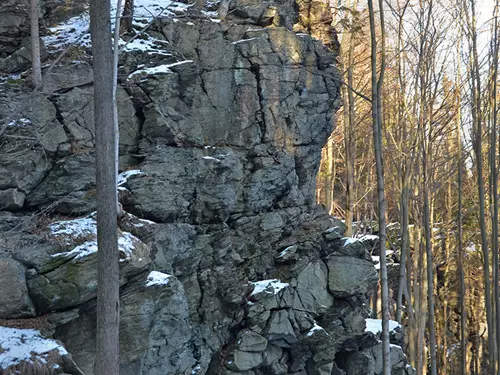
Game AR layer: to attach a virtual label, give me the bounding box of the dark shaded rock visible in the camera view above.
[42,62,94,92]
[0,188,26,211]
[54,271,195,375]
[0,255,35,318]
[327,257,378,298]
[26,153,96,214]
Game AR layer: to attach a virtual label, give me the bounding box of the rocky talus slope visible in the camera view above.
[0,1,414,374]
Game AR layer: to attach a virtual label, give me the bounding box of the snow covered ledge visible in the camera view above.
[0,326,83,374]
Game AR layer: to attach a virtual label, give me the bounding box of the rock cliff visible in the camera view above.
[0,1,414,374]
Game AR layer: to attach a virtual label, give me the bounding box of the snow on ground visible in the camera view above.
[8,118,32,127]
[128,60,193,78]
[342,237,361,246]
[43,13,90,50]
[118,169,144,187]
[232,37,259,45]
[0,327,68,371]
[277,245,295,259]
[359,234,379,241]
[49,213,97,244]
[49,214,141,262]
[365,318,400,334]
[43,0,191,51]
[119,37,171,55]
[250,279,289,296]
[54,240,99,261]
[146,271,171,287]
[306,322,329,337]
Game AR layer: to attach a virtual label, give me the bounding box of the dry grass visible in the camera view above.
[0,350,62,375]
[0,316,49,331]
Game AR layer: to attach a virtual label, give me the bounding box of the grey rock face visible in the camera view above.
[0,2,415,375]
[0,0,30,57]
[122,23,341,223]
[327,256,379,297]
[0,256,35,318]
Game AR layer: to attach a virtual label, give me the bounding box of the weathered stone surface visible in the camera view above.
[237,330,268,352]
[0,37,47,73]
[0,0,30,57]
[42,62,94,92]
[228,350,264,371]
[0,256,35,318]
[0,2,416,375]
[27,236,150,313]
[54,272,195,375]
[54,86,140,150]
[26,153,96,214]
[264,310,297,347]
[0,90,68,200]
[295,261,333,314]
[0,188,26,211]
[327,256,378,298]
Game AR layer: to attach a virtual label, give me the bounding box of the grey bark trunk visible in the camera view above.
[30,0,42,87]
[368,0,390,373]
[90,0,120,373]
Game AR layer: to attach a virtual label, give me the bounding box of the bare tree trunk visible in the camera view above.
[120,0,134,34]
[343,0,358,237]
[113,0,123,216]
[368,0,390,372]
[467,0,495,371]
[90,0,120,373]
[30,0,42,87]
[423,144,438,375]
[491,8,500,374]
[456,38,467,375]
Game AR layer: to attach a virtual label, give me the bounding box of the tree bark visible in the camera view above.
[467,0,495,371]
[90,0,120,373]
[120,0,134,34]
[368,0,390,373]
[30,0,42,88]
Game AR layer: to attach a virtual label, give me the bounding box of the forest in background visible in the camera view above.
[316,0,500,374]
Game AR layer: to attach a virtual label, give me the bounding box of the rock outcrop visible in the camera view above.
[0,1,414,374]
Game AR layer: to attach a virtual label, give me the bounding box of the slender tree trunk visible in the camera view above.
[113,0,123,216]
[397,169,410,323]
[368,0,390,372]
[467,0,495,371]
[30,0,42,87]
[325,139,333,214]
[90,0,120,373]
[491,8,500,374]
[456,39,467,375]
[423,145,438,375]
[343,0,358,237]
[120,0,134,34]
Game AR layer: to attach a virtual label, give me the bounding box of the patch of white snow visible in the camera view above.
[117,169,144,186]
[306,322,329,337]
[146,271,171,287]
[250,279,289,296]
[365,318,400,334]
[0,327,68,370]
[8,118,32,127]
[343,237,360,246]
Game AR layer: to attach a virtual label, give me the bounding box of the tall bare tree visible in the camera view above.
[30,0,42,87]
[464,0,496,371]
[90,0,120,373]
[367,0,390,373]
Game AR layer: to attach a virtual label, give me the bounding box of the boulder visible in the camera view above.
[327,256,378,298]
[0,256,35,318]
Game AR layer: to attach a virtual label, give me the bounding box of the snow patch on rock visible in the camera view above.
[0,327,68,371]
[250,279,289,296]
